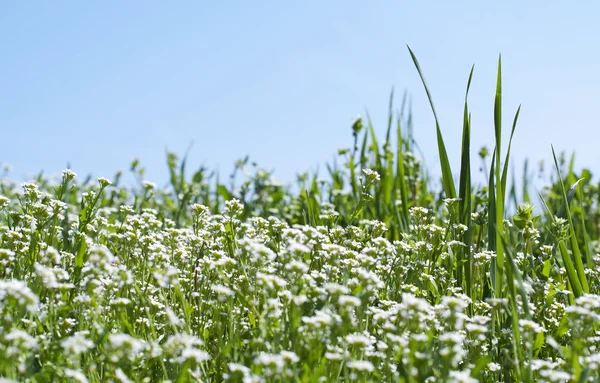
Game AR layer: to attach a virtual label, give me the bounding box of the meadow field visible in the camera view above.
[1,51,600,382]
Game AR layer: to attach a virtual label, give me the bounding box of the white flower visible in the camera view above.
[280,351,299,363]
[519,319,545,334]
[64,369,88,383]
[338,295,361,307]
[179,348,211,364]
[0,280,39,313]
[61,332,94,355]
[4,329,38,352]
[114,368,132,383]
[346,360,374,372]
[362,168,380,183]
[97,177,112,188]
[211,284,234,301]
[0,195,8,209]
[62,169,77,180]
[449,370,478,383]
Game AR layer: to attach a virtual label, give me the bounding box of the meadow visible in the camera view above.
[1,49,600,382]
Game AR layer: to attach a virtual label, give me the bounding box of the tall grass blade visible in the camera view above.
[551,146,589,293]
[576,186,594,268]
[458,65,474,300]
[407,45,456,199]
[396,118,410,230]
[539,192,584,298]
[501,106,521,196]
[493,55,505,298]
[487,151,497,295]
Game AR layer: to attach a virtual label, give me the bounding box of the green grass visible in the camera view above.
[1,48,600,382]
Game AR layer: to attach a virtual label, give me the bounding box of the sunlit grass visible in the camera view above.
[0,48,600,382]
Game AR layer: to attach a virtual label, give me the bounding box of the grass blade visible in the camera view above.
[493,55,505,298]
[396,117,410,230]
[501,106,521,196]
[551,146,589,293]
[458,65,474,300]
[407,45,456,199]
[539,192,583,299]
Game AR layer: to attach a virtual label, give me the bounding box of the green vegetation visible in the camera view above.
[1,48,600,382]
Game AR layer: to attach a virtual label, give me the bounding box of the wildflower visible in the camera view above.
[519,319,545,334]
[0,195,8,209]
[211,284,235,301]
[448,370,478,383]
[114,368,132,383]
[338,295,361,308]
[362,168,380,183]
[61,332,94,355]
[0,280,39,313]
[346,360,375,372]
[254,352,285,373]
[64,369,88,383]
[280,351,299,363]
[224,198,244,217]
[62,169,77,181]
[4,329,38,354]
[97,177,112,188]
[191,203,210,217]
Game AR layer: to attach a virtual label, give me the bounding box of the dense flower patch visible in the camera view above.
[0,168,599,382]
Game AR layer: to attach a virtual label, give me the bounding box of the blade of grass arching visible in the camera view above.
[396,117,410,230]
[501,106,521,196]
[538,192,584,299]
[458,65,474,300]
[407,45,456,199]
[576,186,593,269]
[493,55,505,299]
[556,177,583,219]
[542,177,584,245]
[552,147,589,293]
[538,193,583,304]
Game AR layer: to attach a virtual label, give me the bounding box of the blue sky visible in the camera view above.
[1,2,599,189]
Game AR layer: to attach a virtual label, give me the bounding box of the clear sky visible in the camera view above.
[1,2,599,189]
